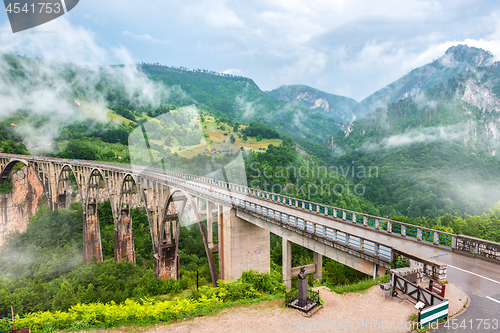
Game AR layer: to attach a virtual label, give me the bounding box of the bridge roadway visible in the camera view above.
[2,154,500,327]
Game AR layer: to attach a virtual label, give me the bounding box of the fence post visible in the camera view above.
[451,235,457,249]
[433,232,439,245]
[401,225,406,237]
[352,213,357,224]
[387,221,392,233]
[375,218,379,230]
[417,228,422,241]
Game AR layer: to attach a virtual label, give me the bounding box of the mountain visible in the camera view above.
[265,84,357,123]
[141,65,343,161]
[330,45,500,218]
[352,45,494,118]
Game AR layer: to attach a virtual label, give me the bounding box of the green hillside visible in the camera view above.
[140,65,342,146]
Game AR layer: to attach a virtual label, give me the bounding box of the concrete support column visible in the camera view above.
[114,212,135,263]
[218,204,224,280]
[153,243,178,280]
[219,208,270,280]
[313,252,322,282]
[83,209,103,262]
[283,237,292,289]
[207,200,213,248]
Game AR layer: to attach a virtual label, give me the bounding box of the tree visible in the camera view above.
[230,134,236,144]
[52,280,77,311]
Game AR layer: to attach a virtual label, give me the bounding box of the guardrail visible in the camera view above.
[164,173,393,262]
[150,164,459,255]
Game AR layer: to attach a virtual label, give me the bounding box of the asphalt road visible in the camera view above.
[429,253,500,333]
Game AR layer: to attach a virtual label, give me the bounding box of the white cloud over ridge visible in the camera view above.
[0,18,175,154]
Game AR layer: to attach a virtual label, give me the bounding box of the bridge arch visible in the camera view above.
[114,173,145,263]
[157,186,218,286]
[81,167,115,263]
[0,158,45,190]
[55,165,83,210]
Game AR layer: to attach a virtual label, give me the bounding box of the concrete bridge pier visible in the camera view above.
[282,237,323,289]
[154,242,178,279]
[83,203,103,262]
[218,207,270,280]
[283,238,292,289]
[114,209,135,263]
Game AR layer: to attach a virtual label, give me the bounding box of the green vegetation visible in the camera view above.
[0,270,284,333]
[241,122,280,140]
[329,275,390,294]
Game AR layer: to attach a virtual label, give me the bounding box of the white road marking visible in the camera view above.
[448,265,500,285]
[486,296,500,304]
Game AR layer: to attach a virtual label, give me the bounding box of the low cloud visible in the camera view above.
[0,18,183,154]
[122,31,169,45]
[363,124,466,150]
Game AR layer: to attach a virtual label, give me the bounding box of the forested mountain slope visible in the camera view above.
[331,49,500,217]
[352,45,494,118]
[265,84,357,123]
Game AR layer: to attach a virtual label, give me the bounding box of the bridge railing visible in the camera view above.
[155,170,392,262]
[150,166,456,253]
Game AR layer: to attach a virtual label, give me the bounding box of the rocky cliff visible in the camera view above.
[0,166,44,246]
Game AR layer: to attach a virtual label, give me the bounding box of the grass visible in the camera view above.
[328,274,390,294]
[106,109,136,125]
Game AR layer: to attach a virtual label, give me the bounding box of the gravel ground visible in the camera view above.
[71,283,468,333]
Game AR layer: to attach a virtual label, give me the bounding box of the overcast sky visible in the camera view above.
[1,1,500,101]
